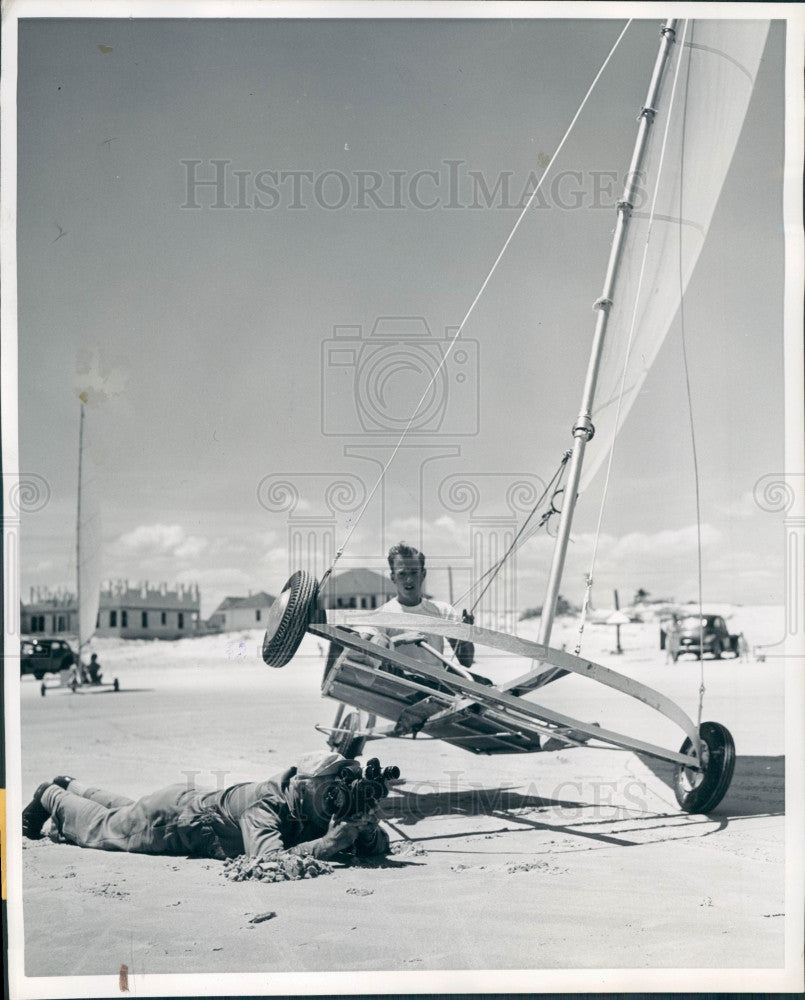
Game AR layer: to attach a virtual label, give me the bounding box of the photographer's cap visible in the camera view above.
[295,751,360,780]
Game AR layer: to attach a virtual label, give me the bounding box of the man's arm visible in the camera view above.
[239,802,387,860]
[286,813,388,860]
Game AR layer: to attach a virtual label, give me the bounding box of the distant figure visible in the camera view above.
[87,653,103,684]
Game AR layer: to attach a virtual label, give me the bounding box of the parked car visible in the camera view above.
[663,614,740,662]
[20,638,76,679]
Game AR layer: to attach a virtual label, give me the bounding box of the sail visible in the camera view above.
[77,404,102,653]
[579,19,770,493]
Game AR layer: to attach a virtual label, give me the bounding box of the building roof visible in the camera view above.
[212,591,276,614]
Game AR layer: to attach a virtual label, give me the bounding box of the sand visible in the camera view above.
[9,606,799,994]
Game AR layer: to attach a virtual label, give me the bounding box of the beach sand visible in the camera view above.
[13,607,789,988]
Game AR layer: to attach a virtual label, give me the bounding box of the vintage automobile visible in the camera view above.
[663,614,740,662]
[20,638,76,679]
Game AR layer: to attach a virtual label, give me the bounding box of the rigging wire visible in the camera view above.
[573,19,691,657]
[318,19,635,591]
[674,23,708,732]
[453,452,571,614]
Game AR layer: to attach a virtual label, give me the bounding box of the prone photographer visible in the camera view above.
[23,752,393,862]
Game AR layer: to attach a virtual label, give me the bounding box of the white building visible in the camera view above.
[206,591,276,632]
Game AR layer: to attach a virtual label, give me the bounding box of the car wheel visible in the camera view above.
[711,640,722,660]
[33,670,45,681]
[261,571,318,668]
[673,721,736,813]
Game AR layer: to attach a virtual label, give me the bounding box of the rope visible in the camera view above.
[574,19,690,657]
[453,452,571,613]
[320,20,635,583]
[674,23,707,734]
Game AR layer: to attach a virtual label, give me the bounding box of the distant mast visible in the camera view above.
[76,400,86,658]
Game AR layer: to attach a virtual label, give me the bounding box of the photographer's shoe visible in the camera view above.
[52,775,75,790]
[22,782,52,839]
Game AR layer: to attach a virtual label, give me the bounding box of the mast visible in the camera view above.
[535,20,679,673]
[76,401,85,654]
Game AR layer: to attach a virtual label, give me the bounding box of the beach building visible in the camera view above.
[206,591,276,632]
[22,581,202,640]
[319,567,395,610]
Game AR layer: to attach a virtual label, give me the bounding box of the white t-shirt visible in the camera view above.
[363,597,459,668]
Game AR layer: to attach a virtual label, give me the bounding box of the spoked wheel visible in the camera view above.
[329,709,369,760]
[673,721,736,813]
[261,571,319,668]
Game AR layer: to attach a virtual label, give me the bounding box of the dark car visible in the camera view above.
[20,638,76,679]
[664,614,739,662]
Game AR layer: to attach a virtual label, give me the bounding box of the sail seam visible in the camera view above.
[684,40,754,82]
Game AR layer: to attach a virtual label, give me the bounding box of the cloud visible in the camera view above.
[112,523,208,560]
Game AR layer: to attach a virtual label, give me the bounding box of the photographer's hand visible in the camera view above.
[296,814,370,860]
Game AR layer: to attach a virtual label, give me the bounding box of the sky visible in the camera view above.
[5,6,797,621]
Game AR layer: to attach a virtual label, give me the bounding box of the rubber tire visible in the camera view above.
[34,671,45,681]
[673,721,736,813]
[329,709,368,760]
[261,571,318,668]
[711,640,722,660]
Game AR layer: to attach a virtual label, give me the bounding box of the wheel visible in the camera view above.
[261,571,318,668]
[113,678,120,692]
[33,670,45,681]
[673,721,736,813]
[329,709,368,759]
[711,640,722,660]
[40,683,46,697]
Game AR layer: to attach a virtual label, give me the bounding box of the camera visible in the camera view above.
[323,757,401,821]
[321,317,479,436]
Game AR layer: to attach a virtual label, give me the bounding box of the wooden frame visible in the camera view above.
[310,619,703,770]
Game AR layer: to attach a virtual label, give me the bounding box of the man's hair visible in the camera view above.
[387,542,425,571]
